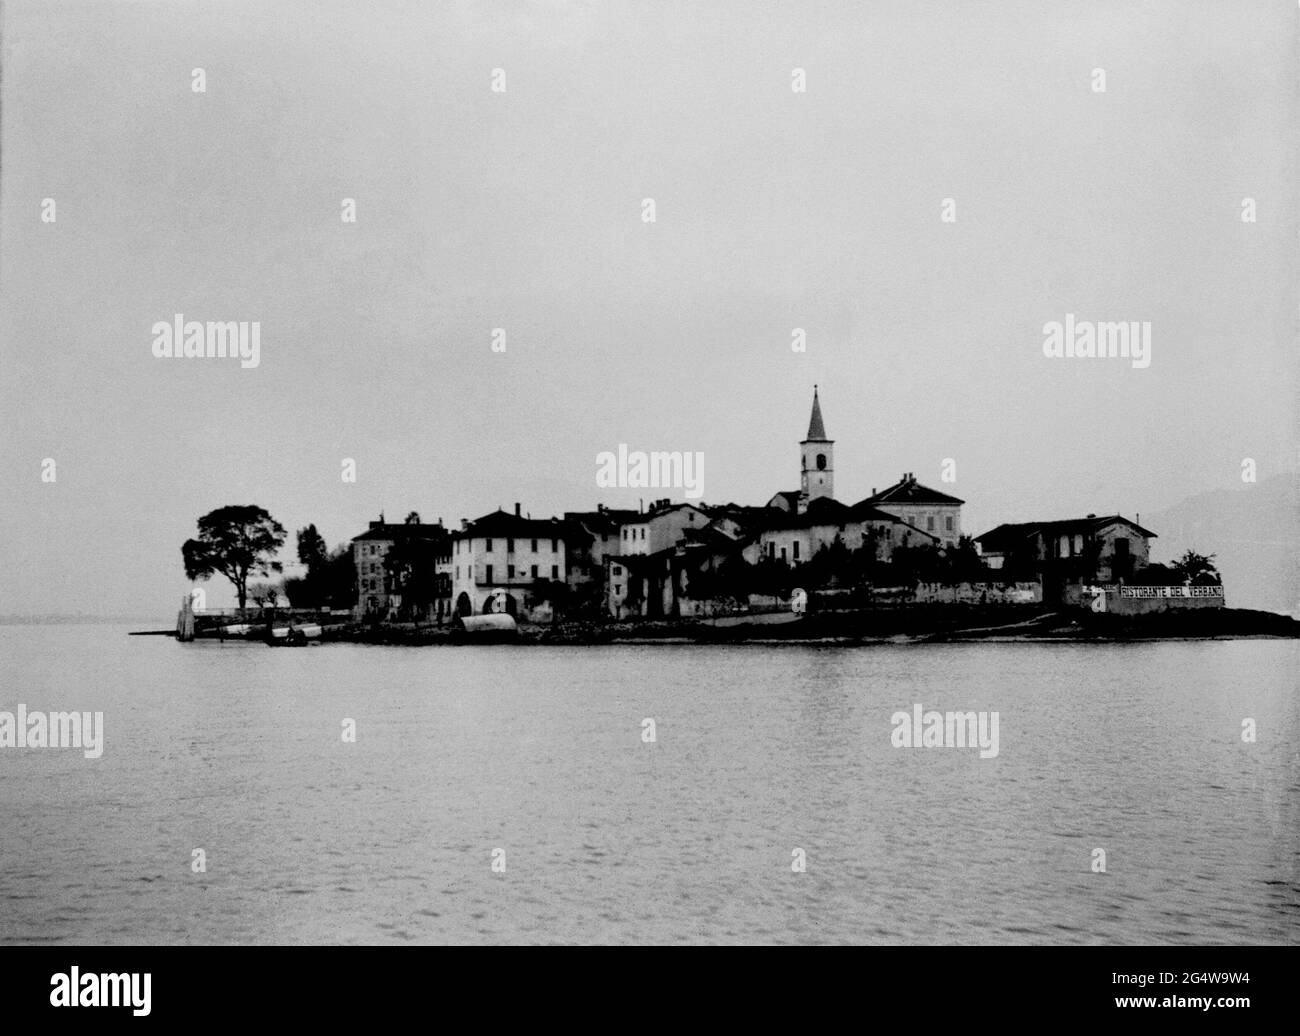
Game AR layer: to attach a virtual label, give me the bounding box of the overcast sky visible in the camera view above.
[1,0,1295,615]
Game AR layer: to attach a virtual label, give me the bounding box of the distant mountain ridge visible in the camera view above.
[1144,475,1299,616]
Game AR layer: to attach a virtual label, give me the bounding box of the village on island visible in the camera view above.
[173,388,1235,644]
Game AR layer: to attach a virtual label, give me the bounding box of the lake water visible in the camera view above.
[0,625,1296,944]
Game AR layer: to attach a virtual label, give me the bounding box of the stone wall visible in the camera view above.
[913,581,1042,605]
[1066,583,1226,613]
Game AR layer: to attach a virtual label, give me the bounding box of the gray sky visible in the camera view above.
[1,0,1295,615]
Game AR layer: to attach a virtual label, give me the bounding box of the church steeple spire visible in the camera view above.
[805,384,829,441]
[798,386,834,512]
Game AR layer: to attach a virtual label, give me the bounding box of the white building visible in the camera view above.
[616,500,710,556]
[857,474,964,548]
[450,505,574,622]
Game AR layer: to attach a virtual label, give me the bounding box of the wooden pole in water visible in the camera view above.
[176,594,195,642]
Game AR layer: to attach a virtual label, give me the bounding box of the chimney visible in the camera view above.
[460,518,470,532]
[871,487,876,496]
[514,502,521,517]
[1087,513,1096,519]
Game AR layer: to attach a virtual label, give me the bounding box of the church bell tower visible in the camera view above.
[799,386,834,513]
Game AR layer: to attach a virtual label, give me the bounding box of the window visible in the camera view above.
[1059,535,1069,557]
[531,539,538,552]
[816,453,827,471]
[688,512,694,522]
[551,565,558,579]
[780,547,787,562]
[615,584,622,595]
[486,539,493,552]
[1073,534,1083,555]
[793,541,800,560]
[531,565,538,578]
[640,529,645,541]
[486,564,493,583]
[1115,538,1130,557]
[508,565,515,579]
[552,539,558,552]
[946,516,953,531]
[768,542,775,558]
[927,516,935,531]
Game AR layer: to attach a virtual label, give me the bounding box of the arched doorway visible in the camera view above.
[455,592,473,617]
[481,592,518,617]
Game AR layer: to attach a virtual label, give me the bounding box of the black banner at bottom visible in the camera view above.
[0,944,1287,1023]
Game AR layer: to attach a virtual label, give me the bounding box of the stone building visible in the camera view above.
[975,514,1156,601]
[352,516,451,621]
[450,505,575,622]
[857,474,964,548]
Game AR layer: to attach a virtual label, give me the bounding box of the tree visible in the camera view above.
[891,542,942,584]
[1172,550,1220,585]
[281,575,311,608]
[249,584,280,609]
[296,524,328,570]
[324,543,358,610]
[530,578,569,622]
[405,511,421,525]
[943,535,990,583]
[1129,562,1178,586]
[383,537,439,620]
[182,505,286,611]
[291,524,339,608]
[803,536,850,589]
[751,555,796,598]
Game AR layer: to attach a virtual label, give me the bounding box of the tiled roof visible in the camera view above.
[761,496,850,530]
[711,503,787,529]
[848,502,926,525]
[565,509,640,533]
[352,523,448,542]
[633,501,707,520]
[975,515,1157,552]
[860,476,964,507]
[456,509,569,539]
[680,526,740,548]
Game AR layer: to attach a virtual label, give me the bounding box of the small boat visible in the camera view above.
[452,614,519,642]
[267,624,322,646]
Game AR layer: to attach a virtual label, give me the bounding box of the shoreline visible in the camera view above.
[309,605,1300,646]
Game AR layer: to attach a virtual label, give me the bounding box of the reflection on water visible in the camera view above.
[0,626,1296,944]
